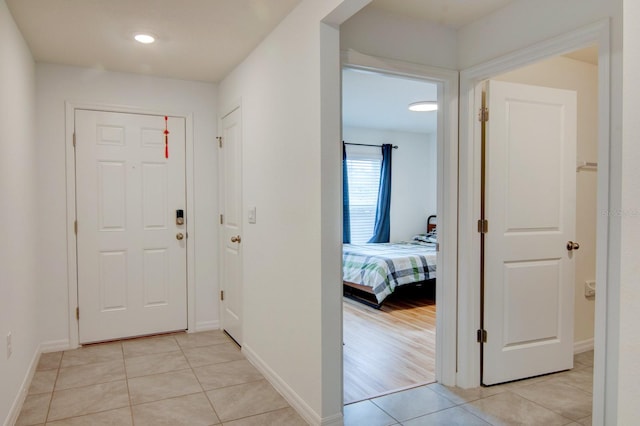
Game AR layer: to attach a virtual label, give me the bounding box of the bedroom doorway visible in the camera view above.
[341,66,441,404]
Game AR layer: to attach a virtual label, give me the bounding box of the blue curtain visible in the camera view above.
[342,143,351,243]
[368,144,392,243]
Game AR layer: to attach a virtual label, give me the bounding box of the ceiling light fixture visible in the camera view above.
[408,101,438,112]
[134,33,156,44]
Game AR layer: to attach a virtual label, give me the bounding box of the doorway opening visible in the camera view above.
[341,67,440,404]
[475,45,599,419]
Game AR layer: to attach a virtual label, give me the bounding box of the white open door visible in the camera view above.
[75,110,187,344]
[482,80,577,385]
[219,107,243,344]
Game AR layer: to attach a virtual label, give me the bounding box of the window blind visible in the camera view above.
[346,149,382,244]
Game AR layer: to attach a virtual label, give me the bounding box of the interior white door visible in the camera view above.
[482,80,577,385]
[75,110,187,344]
[219,107,243,344]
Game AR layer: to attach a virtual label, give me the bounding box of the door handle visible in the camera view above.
[176,233,184,240]
[230,235,241,243]
[566,241,580,251]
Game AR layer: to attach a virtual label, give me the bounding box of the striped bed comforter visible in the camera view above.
[342,241,436,303]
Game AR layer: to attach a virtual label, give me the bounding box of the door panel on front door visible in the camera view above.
[76,110,187,344]
[483,80,577,385]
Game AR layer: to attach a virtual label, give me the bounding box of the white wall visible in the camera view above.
[340,5,458,70]
[343,127,436,241]
[0,1,39,423]
[217,0,366,423]
[495,55,598,344]
[457,0,618,70]
[35,64,219,346]
[619,0,640,421]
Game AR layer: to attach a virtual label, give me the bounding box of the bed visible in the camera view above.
[342,239,437,308]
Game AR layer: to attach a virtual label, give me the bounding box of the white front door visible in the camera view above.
[219,107,243,344]
[75,110,187,344]
[482,80,577,385]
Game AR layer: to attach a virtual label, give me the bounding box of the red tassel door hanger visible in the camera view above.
[164,116,169,159]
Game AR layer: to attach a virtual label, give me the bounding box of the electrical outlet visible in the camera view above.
[6,332,12,359]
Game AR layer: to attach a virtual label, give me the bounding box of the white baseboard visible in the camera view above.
[320,412,344,426]
[574,338,594,354]
[4,344,41,426]
[242,344,341,426]
[41,339,72,353]
[193,320,220,332]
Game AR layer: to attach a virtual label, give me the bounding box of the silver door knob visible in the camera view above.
[566,241,580,251]
[176,233,184,240]
[230,235,241,243]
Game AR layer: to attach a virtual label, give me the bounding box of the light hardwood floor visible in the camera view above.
[343,285,437,404]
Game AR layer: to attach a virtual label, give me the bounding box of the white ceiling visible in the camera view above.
[369,0,514,29]
[6,0,301,83]
[5,0,519,83]
[342,68,438,134]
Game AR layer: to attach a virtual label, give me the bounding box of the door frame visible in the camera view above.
[458,20,611,422]
[341,50,459,386]
[65,101,196,349]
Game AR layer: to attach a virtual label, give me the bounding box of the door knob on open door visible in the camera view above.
[231,235,241,243]
[176,233,184,240]
[566,241,580,251]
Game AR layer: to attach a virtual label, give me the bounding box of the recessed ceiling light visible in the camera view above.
[408,101,438,112]
[134,33,156,44]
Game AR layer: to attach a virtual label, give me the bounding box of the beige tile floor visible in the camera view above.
[18,333,594,426]
[16,331,306,426]
[345,350,594,426]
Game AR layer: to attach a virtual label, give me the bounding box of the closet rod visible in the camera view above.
[343,142,399,149]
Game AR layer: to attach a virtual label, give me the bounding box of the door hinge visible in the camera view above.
[76,307,79,320]
[220,214,224,225]
[477,219,488,234]
[220,290,224,301]
[73,132,76,147]
[435,242,440,252]
[479,107,489,122]
[477,329,487,343]
[217,136,223,148]
[74,220,78,235]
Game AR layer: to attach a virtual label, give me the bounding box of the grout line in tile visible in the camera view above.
[43,358,62,423]
[368,398,403,423]
[217,405,296,425]
[44,405,133,424]
[182,354,246,371]
[121,342,135,426]
[500,390,580,424]
[202,377,268,393]
[186,341,223,422]
[129,390,204,408]
[456,404,499,426]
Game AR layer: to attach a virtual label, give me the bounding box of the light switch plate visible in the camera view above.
[248,207,256,224]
